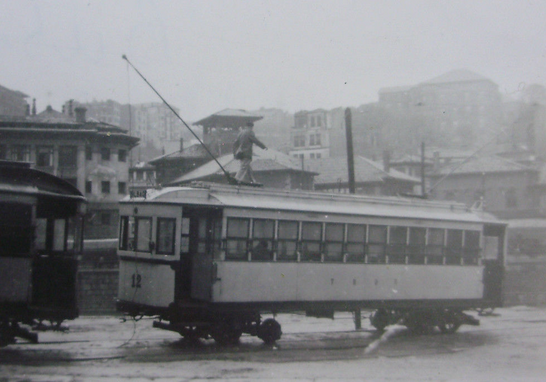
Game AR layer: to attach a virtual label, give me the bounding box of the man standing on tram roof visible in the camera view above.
[233,122,267,184]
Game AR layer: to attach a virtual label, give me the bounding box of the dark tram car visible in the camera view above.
[117,182,506,345]
[0,161,85,346]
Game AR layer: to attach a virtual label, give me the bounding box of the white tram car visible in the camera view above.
[117,182,505,344]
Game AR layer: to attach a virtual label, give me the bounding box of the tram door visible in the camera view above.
[482,224,506,307]
[177,207,222,301]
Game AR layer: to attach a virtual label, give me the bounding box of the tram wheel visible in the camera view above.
[438,311,462,334]
[257,318,282,344]
[370,309,390,331]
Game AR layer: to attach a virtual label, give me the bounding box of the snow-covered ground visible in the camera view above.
[2,306,546,381]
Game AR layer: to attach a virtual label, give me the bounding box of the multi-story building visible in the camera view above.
[289,109,332,159]
[0,84,30,117]
[0,106,139,239]
[378,69,503,150]
[122,102,184,153]
[66,99,123,126]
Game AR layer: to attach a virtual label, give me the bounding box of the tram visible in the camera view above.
[116,182,505,344]
[0,161,86,346]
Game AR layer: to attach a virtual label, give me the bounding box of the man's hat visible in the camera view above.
[246,122,254,127]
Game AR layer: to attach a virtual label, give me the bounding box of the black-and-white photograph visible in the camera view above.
[1,1,546,381]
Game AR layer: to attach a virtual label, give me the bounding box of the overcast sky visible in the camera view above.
[1,0,545,120]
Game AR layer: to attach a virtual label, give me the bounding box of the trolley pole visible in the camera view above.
[345,107,361,329]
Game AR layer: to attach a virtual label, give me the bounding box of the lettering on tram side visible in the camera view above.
[131,273,142,288]
[130,190,147,199]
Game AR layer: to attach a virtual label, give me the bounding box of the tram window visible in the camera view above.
[301,222,322,261]
[0,203,32,256]
[368,225,387,263]
[346,224,366,262]
[324,223,344,262]
[426,228,445,264]
[36,218,47,250]
[226,218,249,260]
[251,219,274,261]
[53,219,66,251]
[408,227,426,264]
[387,226,407,264]
[446,229,463,265]
[157,218,176,255]
[135,217,152,252]
[277,220,298,261]
[211,217,223,259]
[180,217,190,254]
[463,230,481,265]
[67,216,83,252]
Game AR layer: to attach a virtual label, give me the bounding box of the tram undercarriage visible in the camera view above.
[118,299,484,345]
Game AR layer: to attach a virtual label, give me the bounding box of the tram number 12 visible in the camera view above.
[131,273,142,288]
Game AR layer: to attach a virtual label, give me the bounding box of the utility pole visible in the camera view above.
[345,107,361,329]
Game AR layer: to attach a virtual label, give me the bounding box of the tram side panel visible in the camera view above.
[211,262,484,304]
[118,260,175,309]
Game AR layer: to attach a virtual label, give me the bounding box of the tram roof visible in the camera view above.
[122,183,502,225]
[0,161,85,201]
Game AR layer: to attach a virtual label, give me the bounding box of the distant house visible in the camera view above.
[305,156,421,196]
[166,148,316,190]
[0,84,30,117]
[428,154,537,219]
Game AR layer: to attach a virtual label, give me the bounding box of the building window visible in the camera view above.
[11,145,30,161]
[59,146,77,167]
[505,188,518,208]
[101,147,110,161]
[86,146,93,161]
[294,135,305,148]
[316,115,322,127]
[310,134,321,146]
[101,181,110,194]
[118,149,127,162]
[36,146,53,167]
[118,182,127,194]
[85,181,92,194]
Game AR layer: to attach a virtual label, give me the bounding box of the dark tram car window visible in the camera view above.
[368,225,387,264]
[446,229,463,265]
[277,220,298,262]
[463,230,481,265]
[156,218,176,255]
[0,203,32,257]
[387,226,408,264]
[324,223,344,262]
[226,218,249,260]
[408,227,426,264]
[426,228,445,264]
[346,224,366,262]
[251,219,274,261]
[301,222,322,262]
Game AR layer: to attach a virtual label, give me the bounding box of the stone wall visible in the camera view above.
[503,258,546,307]
[77,269,119,315]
